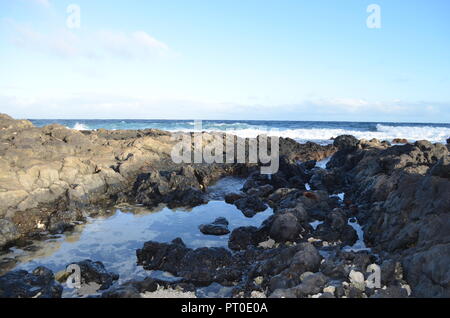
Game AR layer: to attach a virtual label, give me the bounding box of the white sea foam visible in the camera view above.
[310,220,324,230]
[343,218,371,252]
[171,124,450,144]
[316,157,330,169]
[72,122,90,130]
[64,120,449,144]
[330,193,345,201]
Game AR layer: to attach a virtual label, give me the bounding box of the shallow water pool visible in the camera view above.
[0,177,273,297]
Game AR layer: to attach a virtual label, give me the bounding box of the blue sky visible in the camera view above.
[0,0,449,122]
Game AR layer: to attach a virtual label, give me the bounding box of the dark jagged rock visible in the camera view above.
[320,258,349,280]
[371,286,409,298]
[278,138,336,162]
[262,245,324,296]
[224,192,245,204]
[333,135,359,151]
[241,156,310,193]
[314,209,358,246]
[429,156,450,179]
[309,168,344,193]
[402,244,450,297]
[323,138,450,297]
[268,212,303,243]
[292,272,328,297]
[199,217,230,235]
[250,243,322,289]
[68,259,119,290]
[0,266,62,298]
[228,226,268,251]
[275,204,309,222]
[137,238,238,286]
[234,195,267,217]
[102,277,158,298]
[246,184,274,197]
[133,168,209,209]
[300,160,317,170]
[267,188,299,205]
[136,238,190,274]
[178,247,235,285]
[380,259,403,286]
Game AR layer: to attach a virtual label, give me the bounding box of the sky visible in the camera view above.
[0,0,449,122]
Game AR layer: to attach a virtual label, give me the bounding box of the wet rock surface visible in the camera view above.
[68,259,119,291]
[137,238,237,286]
[0,266,63,298]
[325,138,450,297]
[199,217,230,235]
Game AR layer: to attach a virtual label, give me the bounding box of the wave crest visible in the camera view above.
[171,124,450,144]
[72,122,90,130]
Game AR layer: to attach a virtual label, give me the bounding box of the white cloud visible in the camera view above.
[12,24,80,57]
[96,30,170,59]
[26,0,51,7]
[307,98,409,113]
[7,21,171,59]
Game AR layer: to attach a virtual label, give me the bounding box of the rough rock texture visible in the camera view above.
[0,266,62,298]
[4,113,447,299]
[199,217,230,235]
[136,238,237,286]
[69,259,119,290]
[326,139,450,297]
[314,208,357,246]
[228,226,268,251]
[0,113,334,248]
[268,212,304,243]
[234,195,268,217]
[102,277,158,298]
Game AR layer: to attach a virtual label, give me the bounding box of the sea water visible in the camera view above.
[30,119,450,145]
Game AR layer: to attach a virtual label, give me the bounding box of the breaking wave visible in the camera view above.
[72,122,90,130]
[33,119,449,144]
[183,124,450,144]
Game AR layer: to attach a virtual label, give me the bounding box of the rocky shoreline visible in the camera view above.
[0,113,449,298]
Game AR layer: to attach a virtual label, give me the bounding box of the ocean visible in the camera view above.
[29,119,450,145]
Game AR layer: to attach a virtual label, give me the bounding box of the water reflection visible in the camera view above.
[0,177,272,297]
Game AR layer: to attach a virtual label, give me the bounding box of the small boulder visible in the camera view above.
[68,259,119,291]
[430,157,450,179]
[246,184,274,197]
[392,138,408,144]
[228,226,267,251]
[292,272,328,297]
[349,270,365,291]
[199,217,230,236]
[0,266,63,298]
[333,135,359,150]
[234,195,267,217]
[371,286,409,298]
[301,160,317,170]
[102,277,158,298]
[224,192,244,204]
[269,212,302,243]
